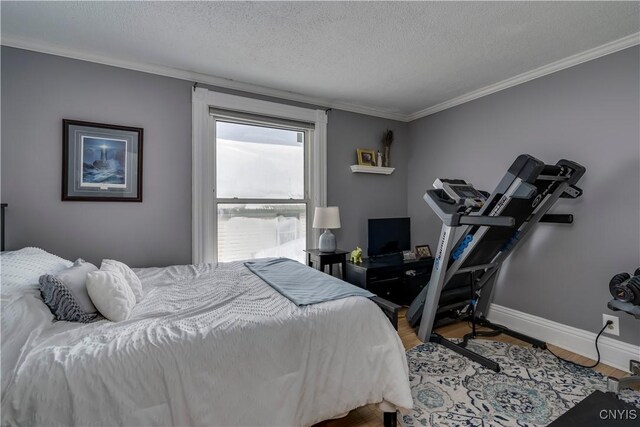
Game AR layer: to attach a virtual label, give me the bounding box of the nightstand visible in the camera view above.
[304,249,349,279]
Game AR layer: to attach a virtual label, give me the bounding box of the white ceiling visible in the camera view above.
[1,1,639,121]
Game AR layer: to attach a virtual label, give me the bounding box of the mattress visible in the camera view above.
[1,260,412,426]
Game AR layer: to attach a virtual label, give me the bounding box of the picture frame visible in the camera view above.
[415,244,432,259]
[403,250,417,261]
[62,119,143,202]
[356,148,377,166]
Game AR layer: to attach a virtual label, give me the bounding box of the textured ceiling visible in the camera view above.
[1,1,639,118]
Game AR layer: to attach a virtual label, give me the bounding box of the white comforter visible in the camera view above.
[1,261,412,426]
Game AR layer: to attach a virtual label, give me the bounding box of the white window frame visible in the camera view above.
[192,88,327,264]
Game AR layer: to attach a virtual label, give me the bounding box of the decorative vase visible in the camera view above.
[384,146,391,167]
[319,229,336,252]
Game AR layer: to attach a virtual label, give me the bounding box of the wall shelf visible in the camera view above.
[350,165,395,175]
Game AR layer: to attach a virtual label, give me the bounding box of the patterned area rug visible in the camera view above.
[402,339,640,426]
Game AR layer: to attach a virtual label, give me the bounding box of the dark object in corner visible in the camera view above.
[548,390,638,426]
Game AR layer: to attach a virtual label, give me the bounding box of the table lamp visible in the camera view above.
[313,207,341,252]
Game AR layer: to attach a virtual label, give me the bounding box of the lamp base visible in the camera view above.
[318,229,336,252]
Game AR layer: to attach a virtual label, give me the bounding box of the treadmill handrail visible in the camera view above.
[459,215,515,227]
[423,189,514,227]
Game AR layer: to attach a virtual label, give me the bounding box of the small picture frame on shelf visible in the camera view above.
[356,148,376,166]
[415,245,432,259]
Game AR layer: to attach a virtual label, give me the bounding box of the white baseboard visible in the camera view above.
[487,304,639,373]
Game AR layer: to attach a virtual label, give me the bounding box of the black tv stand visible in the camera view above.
[368,252,404,264]
[345,257,434,306]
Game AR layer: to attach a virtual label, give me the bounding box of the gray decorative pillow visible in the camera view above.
[39,276,101,323]
[39,259,102,323]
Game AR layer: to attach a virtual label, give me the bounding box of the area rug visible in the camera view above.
[402,339,640,427]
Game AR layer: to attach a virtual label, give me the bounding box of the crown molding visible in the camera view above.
[2,32,638,123]
[0,35,409,122]
[407,32,640,121]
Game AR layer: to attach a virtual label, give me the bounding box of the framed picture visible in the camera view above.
[62,119,143,202]
[415,244,432,259]
[357,148,376,166]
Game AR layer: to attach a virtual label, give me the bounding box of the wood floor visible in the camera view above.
[316,309,629,427]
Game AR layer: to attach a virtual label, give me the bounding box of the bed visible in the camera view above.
[1,248,413,426]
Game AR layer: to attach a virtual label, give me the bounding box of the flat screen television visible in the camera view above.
[368,217,411,257]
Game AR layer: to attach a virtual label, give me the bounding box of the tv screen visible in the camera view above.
[368,217,411,257]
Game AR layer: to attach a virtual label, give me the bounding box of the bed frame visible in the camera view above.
[371,296,400,330]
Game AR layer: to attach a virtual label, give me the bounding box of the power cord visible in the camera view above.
[461,306,610,369]
[546,321,612,369]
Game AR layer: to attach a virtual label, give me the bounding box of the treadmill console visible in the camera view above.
[433,179,486,209]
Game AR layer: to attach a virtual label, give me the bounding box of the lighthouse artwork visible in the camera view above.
[80,137,127,189]
[63,119,143,202]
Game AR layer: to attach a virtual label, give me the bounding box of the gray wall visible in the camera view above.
[1,47,193,267]
[407,46,640,345]
[328,110,408,252]
[1,47,408,267]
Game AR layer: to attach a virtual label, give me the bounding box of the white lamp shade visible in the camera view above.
[313,207,341,229]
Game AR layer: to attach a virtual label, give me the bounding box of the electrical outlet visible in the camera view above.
[630,360,640,375]
[602,314,619,336]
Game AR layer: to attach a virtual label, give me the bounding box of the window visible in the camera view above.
[214,117,311,263]
[191,89,327,265]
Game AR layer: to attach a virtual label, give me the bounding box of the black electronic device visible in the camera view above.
[434,179,487,209]
[367,218,411,258]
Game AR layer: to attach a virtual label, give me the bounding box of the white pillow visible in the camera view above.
[100,259,143,302]
[86,271,136,322]
[1,247,72,290]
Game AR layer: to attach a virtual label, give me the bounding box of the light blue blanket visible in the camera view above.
[244,258,375,306]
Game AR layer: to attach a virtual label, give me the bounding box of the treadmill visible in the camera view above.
[406,154,585,372]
